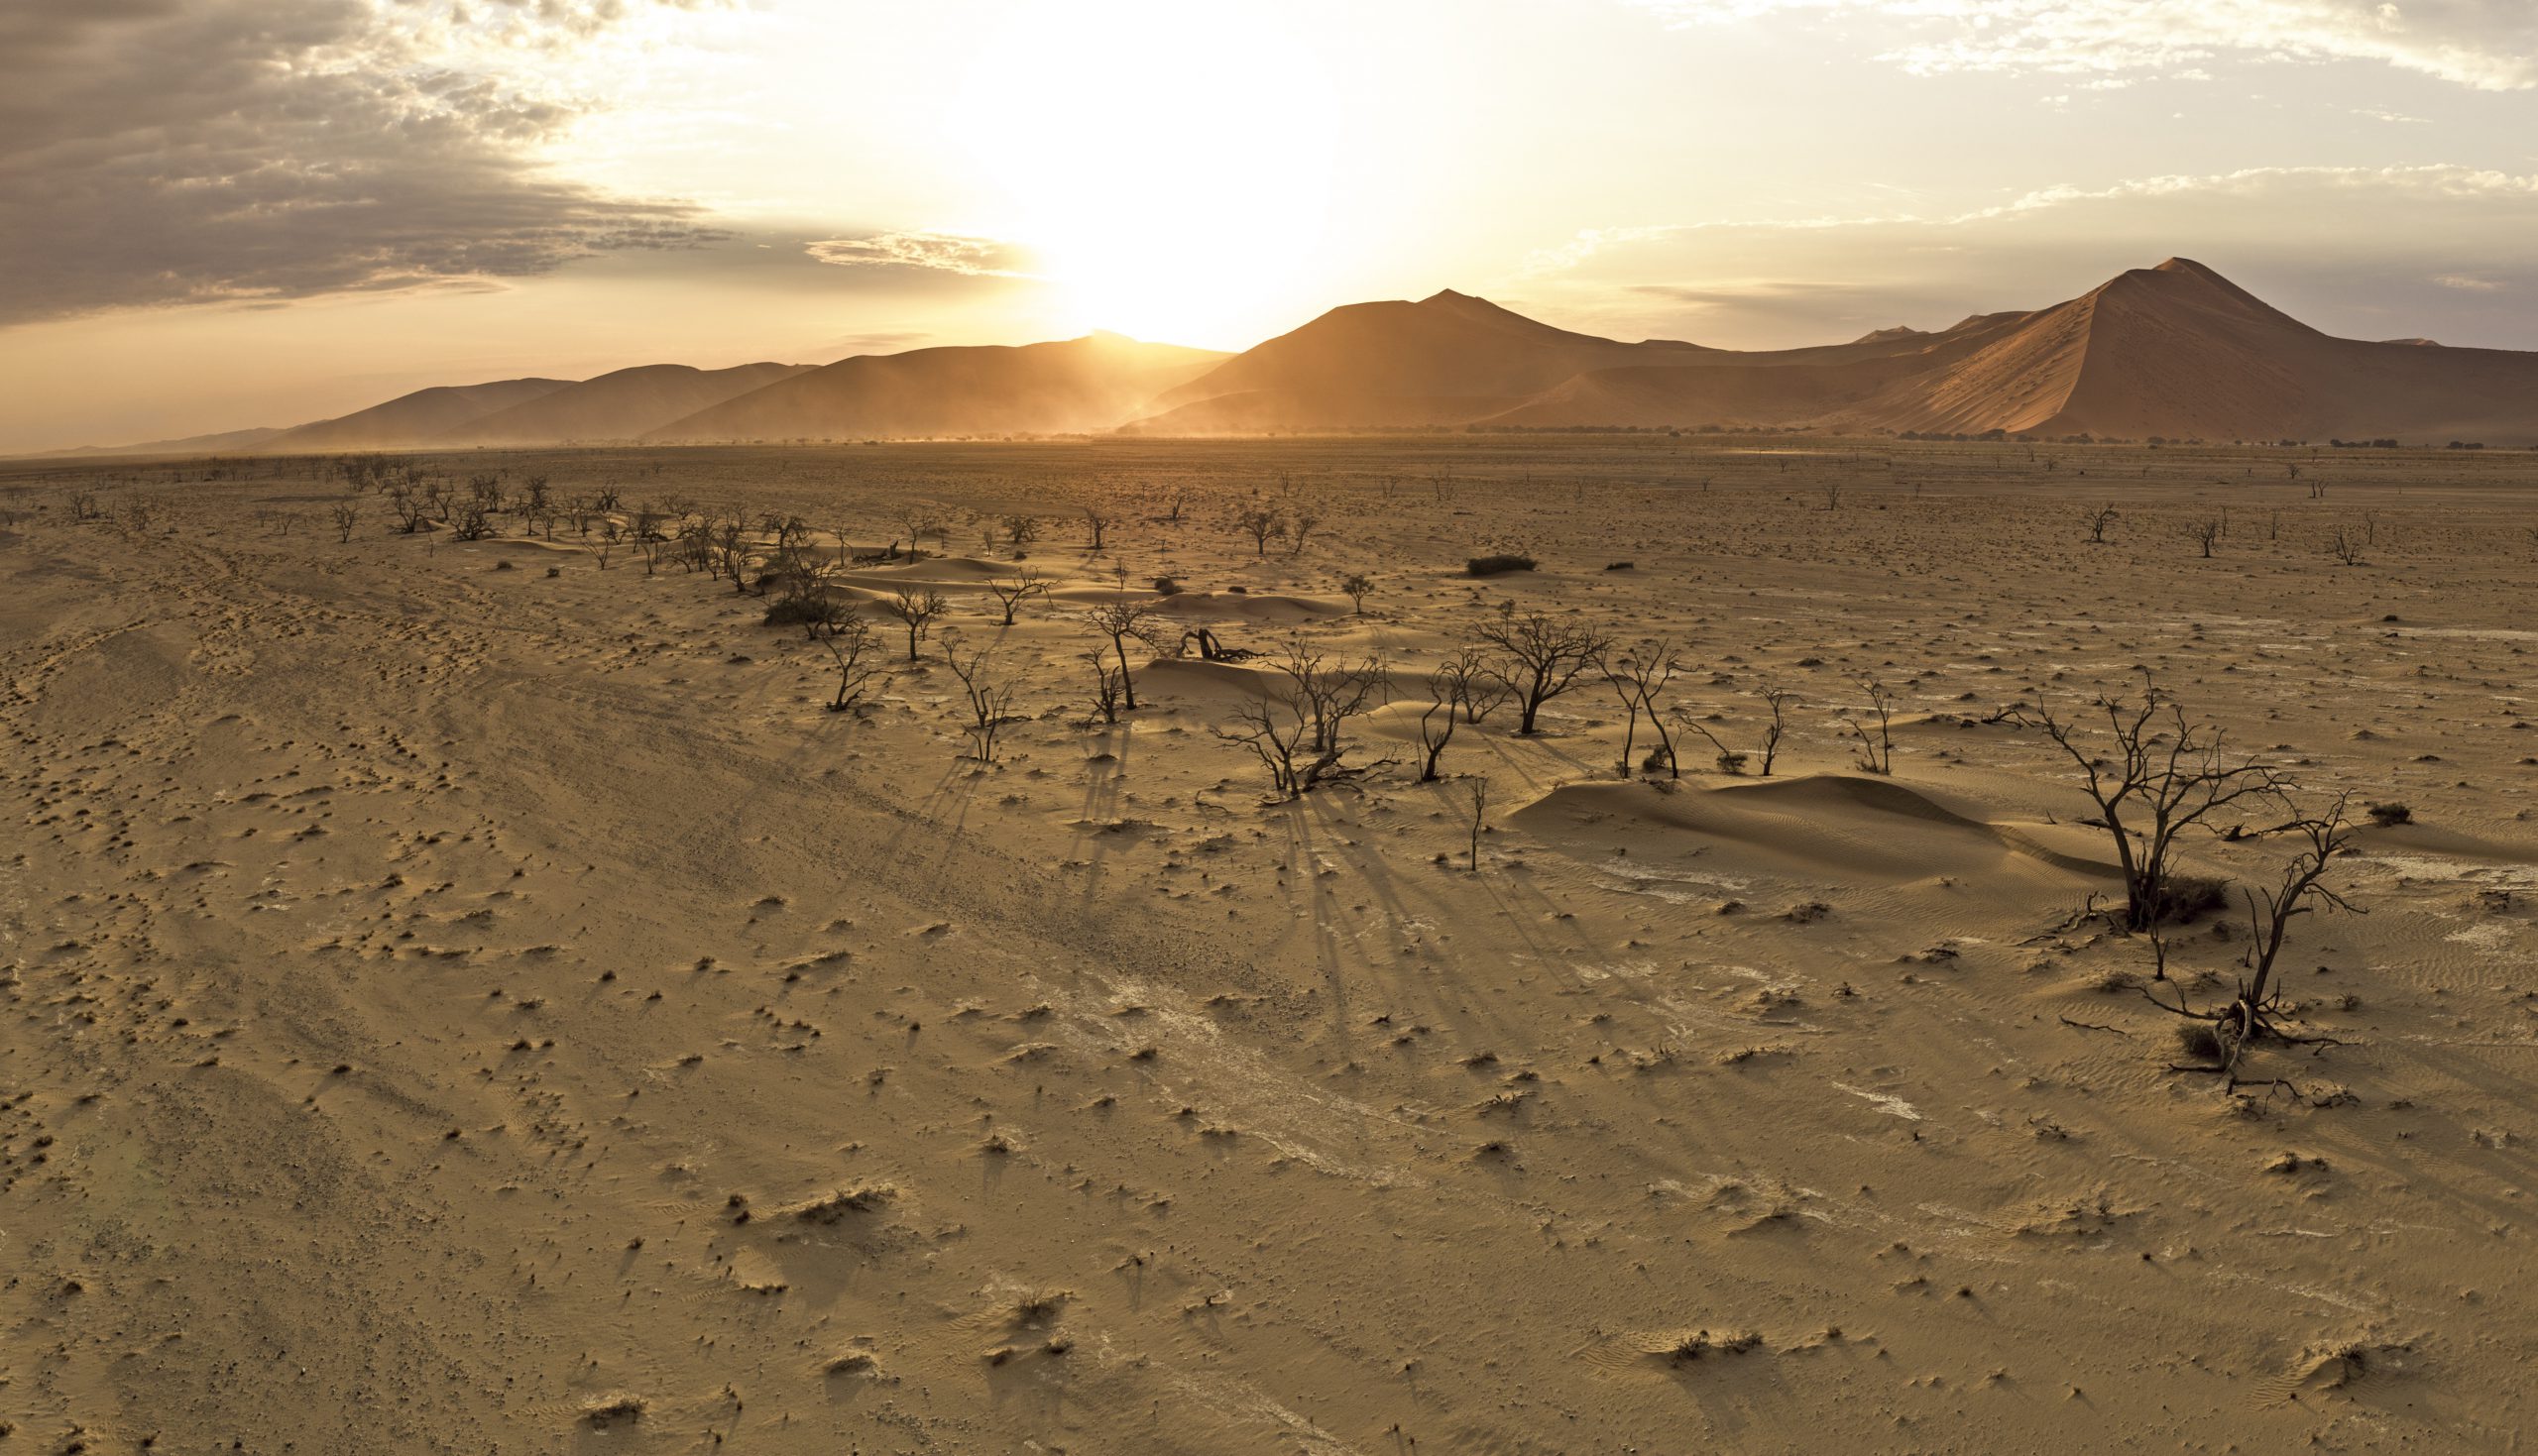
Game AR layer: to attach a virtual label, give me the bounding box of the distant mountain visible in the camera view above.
[61,259,2538,456]
[260,378,573,453]
[1131,289,1714,432]
[43,425,288,458]
[447,363,812,446]
[646,334,1227,442]
[1131,260,2538,444]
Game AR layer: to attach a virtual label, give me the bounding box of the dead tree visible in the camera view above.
[2330,526,2365,566]
[387,488,429,534]
[330,502,361,543]
[1599,642,1684,777]
[821,617,885,714]
[1285,511,1320,558]
[1234,506,1284,558]
[1466,776,1490,872]
[1414,661,1474,782]
[1080,599,1165,710]
[2083,504,2118,543]
[1082,506,1112,553]
[1678,685,1794,776]
[1476,611,1610,735]
[1211,644,1389,799]
[1835,679,1898,775]
[713,518,752,591]
[2146,795,2360,1086]
[985,575,1050,625]
[1081,650,1126,727]
[2018,674,2281,931]
[2185,518,2220,558]
[1447,646,1513,726]
[883,587,949,661]
[941,632,1018,764]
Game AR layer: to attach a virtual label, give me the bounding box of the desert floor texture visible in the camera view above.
[5,436,2536,1452]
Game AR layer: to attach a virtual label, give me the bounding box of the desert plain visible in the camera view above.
[5,434,2537,1451]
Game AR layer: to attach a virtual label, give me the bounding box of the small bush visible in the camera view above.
[2151,874,2229,925]
[2365,802,2412,827]
[761,596,835,628]
[1467,553,1537,577]
[2173,1021,2223,1062]
[1151,575,1182,596]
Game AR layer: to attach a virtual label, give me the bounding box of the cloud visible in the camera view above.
[803,232,1041,280]
[1622,1,2538,90]
[0,0,728,327]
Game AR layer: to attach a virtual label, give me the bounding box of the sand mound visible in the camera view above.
[1511,774,2122,886]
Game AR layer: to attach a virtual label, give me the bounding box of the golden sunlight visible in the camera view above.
[954,1,1339,345]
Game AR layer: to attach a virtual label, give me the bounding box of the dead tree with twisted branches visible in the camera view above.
[2144,794,2360,1090]
[1213,644,1390,800]
[2017,674,2281,931]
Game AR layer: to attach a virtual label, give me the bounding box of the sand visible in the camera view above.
[4,434,2535,1450]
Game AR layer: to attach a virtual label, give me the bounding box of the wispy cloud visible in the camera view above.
[1622,1,2538,90]
[803,232,1041,280]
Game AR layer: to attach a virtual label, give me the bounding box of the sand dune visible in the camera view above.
[73,259,2538,458]
[647,334,1228,442]
[256,377,574,453]
[1136,260,2538,444]
[447,362,812,446]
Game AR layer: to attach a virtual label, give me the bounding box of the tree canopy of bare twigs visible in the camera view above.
[1475,611,1610,735]
[1211,643,1390,799]
[1079,598,1166,711]
[2018,673,2282,931]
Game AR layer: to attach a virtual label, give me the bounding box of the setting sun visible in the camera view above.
[952,2,1341,345]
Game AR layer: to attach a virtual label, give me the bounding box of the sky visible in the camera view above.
[4,0,2538,453]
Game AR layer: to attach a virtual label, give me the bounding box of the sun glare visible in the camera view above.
[955,2,1339,346]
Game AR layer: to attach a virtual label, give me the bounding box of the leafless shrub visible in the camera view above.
[942,631,1019,764]
[1081,650,1126,727]
[986,575,1050,625]
[1079,598,1166,710]
[821,617,885,714]
[883,587,950,661]
[1600,641,1684,777]
[2017,674,2281,931]
[1001,513,1041,556]
[1677,685,1793,776]
[2147,795,2361,1087]
[1212,643,1389,799]
[1836,679,1898,775]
